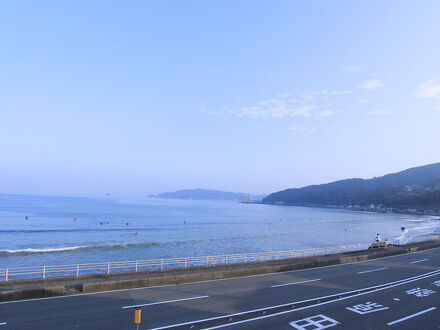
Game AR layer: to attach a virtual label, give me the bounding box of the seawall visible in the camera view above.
[1,240,439,301]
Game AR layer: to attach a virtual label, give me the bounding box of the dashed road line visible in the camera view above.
[409,258,429,264]
[0,322,7,326]
[271,279,321,288]
[122,295,209,309]
[358,267,389,274]
[387,307,436,326]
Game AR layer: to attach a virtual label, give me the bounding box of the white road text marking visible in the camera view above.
[387,307,436,326]
[405,287,436,297]
[346,301,389,314]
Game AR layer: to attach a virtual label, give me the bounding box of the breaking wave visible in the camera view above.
[0,232,312,255]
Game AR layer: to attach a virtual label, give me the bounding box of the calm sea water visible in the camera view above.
[0,194,439,268]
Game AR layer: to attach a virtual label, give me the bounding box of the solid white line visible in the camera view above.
[271,278,321,288]
[387,307,436,326]
[149,269,440,329]
[410,258,429,264]
[122,295,209,309]
[0,322,7,326]
[358,267,389,274]
[1,246,439,305]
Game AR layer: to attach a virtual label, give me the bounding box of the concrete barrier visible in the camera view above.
[0,290,23,301]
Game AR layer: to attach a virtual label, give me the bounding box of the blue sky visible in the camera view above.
[1,1,440,197]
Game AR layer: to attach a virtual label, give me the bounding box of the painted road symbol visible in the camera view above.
[289,314,340,329]
[346,301,389,315]
[406,287,436,297]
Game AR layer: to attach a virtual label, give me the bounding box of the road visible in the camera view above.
[1,247,440,329]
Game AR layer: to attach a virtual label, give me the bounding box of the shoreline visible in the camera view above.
[257,201,440,218]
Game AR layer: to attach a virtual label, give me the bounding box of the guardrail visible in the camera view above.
[0,242,379,282]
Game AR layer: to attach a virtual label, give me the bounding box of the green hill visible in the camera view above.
[263,163,440,211]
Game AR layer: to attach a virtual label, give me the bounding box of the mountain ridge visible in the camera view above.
[263,163,440,213]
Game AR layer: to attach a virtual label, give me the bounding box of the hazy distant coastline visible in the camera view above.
[150,188,267,202]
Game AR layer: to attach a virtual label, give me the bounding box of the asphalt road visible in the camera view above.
[1,247,440,329]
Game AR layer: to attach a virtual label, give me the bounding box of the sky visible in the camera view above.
[1,0,440,197]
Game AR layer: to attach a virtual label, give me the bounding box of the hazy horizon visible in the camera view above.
[1,1,440,197]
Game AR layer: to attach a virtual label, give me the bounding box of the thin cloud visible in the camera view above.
[237,102,315,119]
[277,92,291,98]
[358,79,383,90]
[200,107,227,118]
[433,106,440,110]
[302,90,328,102]
[344,65,361,72]
[367,110,393,115]
[205,89,347,120]
[415,80,440,98]
[317,109,337,118]
[289,126,319,134]
[360,99,368,103]
[331,90,352,95]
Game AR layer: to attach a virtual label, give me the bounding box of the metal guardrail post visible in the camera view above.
[76,264,79,277]
[5,268,8,282]
[161,259,164,271]
[135,261,138,272]
[184,258,187,268]
[244,254,247,263]
[205,256,208,267]
[225,255,228,264]
[43,266,46,279]
[107,262,110,274]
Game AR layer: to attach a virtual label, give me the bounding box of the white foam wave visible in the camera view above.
[1,246,85,254]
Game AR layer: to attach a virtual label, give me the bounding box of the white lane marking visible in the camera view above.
[393,298,400,301]
[358,267,389,274]
[122,295,209,309]
[1,246,439,305]
[410,258,429,264]
[0,322,7,326]
[271,279,321,288]
[150,269,440,329]
[387,307,436,326]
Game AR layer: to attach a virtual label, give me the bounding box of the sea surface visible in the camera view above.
[1,194,439,269]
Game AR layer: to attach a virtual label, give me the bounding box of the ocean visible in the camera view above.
[0,194,439,269]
